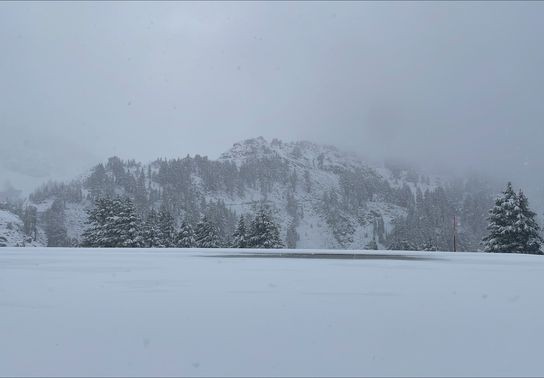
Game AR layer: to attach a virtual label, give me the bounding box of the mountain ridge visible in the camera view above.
[3,137,493,250]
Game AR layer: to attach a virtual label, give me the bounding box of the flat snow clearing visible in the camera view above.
[1,248,543,377]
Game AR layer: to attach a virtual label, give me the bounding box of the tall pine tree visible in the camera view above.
[513,190,543,254]
[175,221,195,248]
[82,197,143,248]
[109,197,143,247]
[82,197,113,247]
[44,198,69,247]
[142,209,161,247]
[157,208,176,247]
[231,215,248,248]
[194,216,221,248]
[483,183,543,254]
[483,183,519,252]
[248,207,284,249]
[285,220,299,249]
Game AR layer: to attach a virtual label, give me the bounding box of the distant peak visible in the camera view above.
[220,137,275,162]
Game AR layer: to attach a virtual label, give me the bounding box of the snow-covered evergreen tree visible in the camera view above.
[81,197,112,247]
[157,208,176,247]
[134,169,148,213]
[44,198,69,247]
[231,215,248,248]
[82,197,143,248]
[286,220,299,249]
[194,216,221,248]
[142,209,161,247]
[248,207,284,249]
[483,183,521,253]
[175,221,195,248]
[514,190,543,254]
[483,183,543,254]
[109,197,144,247]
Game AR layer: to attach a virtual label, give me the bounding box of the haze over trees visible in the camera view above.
[2,137,542,253]
[44,198,69,247]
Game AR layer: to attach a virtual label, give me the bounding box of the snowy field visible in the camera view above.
[1,248,543,377]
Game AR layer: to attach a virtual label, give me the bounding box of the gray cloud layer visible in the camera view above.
[1,2,544,196]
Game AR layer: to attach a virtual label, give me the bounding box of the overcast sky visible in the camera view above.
[1,1,544,196]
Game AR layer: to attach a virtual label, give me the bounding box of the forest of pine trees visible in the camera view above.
[49,180,544,254]
[29,152,448,248]
[15,142,544,253]
[80,197,285,249]
[385,180,494,252]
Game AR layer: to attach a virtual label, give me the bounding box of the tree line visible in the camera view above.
[32,154,445,249]
[17,147,543,253]
[385,182,543,254]
[81,197,284,249]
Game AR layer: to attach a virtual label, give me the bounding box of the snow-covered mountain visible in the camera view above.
[214,137,423,248]
[217,140,381,248]
[20,137,492,250]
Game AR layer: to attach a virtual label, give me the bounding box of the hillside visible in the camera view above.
[0,208,44,247]
[25,137,493,250]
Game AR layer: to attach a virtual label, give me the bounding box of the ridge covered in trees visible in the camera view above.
[14,138,541,253]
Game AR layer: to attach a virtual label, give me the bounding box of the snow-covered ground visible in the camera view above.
[1,248,543,377]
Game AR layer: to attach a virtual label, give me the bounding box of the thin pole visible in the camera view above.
[453,215,457,252]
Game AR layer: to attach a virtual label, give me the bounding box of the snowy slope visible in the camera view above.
[1,248,543,377]
[216,137,427,248]
[28,137,485,249]
[0,210,44,247]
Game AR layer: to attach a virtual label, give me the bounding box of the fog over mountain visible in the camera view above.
[2,137,496,251]
[2,2,544,206]
[4,4,544,376]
